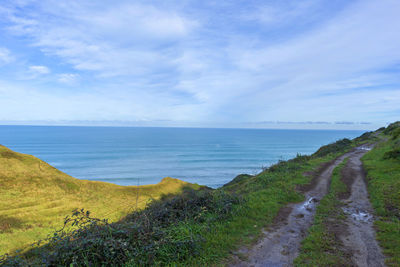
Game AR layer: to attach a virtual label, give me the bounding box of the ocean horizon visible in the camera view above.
[0,125,364,188]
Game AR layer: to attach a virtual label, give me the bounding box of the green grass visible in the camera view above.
[165,153,349,265]
[1,144,350,266]
[294,159,350,266]
[295,122,400,266]
[361,133,400,266]
[0,136,361,266]
[0,145,199,255]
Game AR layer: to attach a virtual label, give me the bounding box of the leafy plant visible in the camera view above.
[312,138,352,158]
[1,189,241,266]
[383,148,400,160]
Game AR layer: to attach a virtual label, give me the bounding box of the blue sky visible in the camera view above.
[0,0,399,129]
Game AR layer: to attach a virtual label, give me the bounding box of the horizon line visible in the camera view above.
[0,122,377,132]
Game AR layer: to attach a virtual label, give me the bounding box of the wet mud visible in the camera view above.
[339,148,385,267]
[231,151,357,267]
[230,146,385,267]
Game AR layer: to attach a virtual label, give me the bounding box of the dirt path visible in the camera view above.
[231,150,357,267]
[230,146,385,267]
[340,147,386,267]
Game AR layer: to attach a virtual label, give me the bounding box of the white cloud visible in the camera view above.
[0,0,399,128]
[243,1,321,26]
[0,47,13,64]
[58,73,78,84]
[0,79,204,123]
[2,1,197,77]
[28,65,50,77]
[80,4,196,38]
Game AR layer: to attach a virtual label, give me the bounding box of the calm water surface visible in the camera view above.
[0,126,363,187]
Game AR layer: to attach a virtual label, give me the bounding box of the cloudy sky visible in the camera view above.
[0,0,399,129]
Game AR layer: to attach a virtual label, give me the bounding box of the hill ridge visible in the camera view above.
[0,144,198,255]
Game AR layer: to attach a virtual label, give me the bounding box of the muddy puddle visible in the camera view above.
[358,146,372,151]
[231,151,356,267]
[231,145,386,267]
[339,150,385,267]
[342,207,373,223]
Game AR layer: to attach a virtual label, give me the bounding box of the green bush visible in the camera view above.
[354,131,374,143]
[391,128,400,140]
[383,148,400,160]
[383,121,400,135]
[312,138,352,158]
[0,189,241,266]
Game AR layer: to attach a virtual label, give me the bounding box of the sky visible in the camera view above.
[0,0,399,130]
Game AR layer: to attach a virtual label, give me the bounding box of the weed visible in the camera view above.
[312,138,352,158]
[1,189,240,266]
[0,144,198,255]
[2,124,399,266]
[0,216,25,234]
[362,124,400,266]
[294,160,351,266]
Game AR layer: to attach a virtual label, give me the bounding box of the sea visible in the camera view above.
[0,126,364,188]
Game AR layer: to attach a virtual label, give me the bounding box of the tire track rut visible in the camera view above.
[340,147,385,267]
[231,146,384,267]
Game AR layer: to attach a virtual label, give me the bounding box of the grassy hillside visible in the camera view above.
[294,122,400,266]
[1,123,399,266]
[294,160,351,266]
[0,145,199,255]
[1,136,357,266]
[361,122,400,266]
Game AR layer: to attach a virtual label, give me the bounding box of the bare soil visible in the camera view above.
[338,158,358,200]
[297,160,334,193]
[340,147,386,267]
[230,146,385,267]
[230,151,355,267]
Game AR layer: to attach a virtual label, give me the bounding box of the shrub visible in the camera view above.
[0,188,241,266]
[391,127,400,140]
[383,121,400,135]
[312,138,352,158]
[354,131,373,142]
[383,148,400,160]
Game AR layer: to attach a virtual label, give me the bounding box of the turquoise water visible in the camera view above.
[0,126,363,188]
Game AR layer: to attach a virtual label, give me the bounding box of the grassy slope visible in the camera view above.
[361,129,400,266]
[178,150,353,265]
[3,130,389,266]
[294,122,400,266]
[1,140,353,266]
[294,160,350,266]
[0,145,198,255]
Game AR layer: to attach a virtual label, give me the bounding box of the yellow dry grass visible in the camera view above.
[0,145,198,255]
